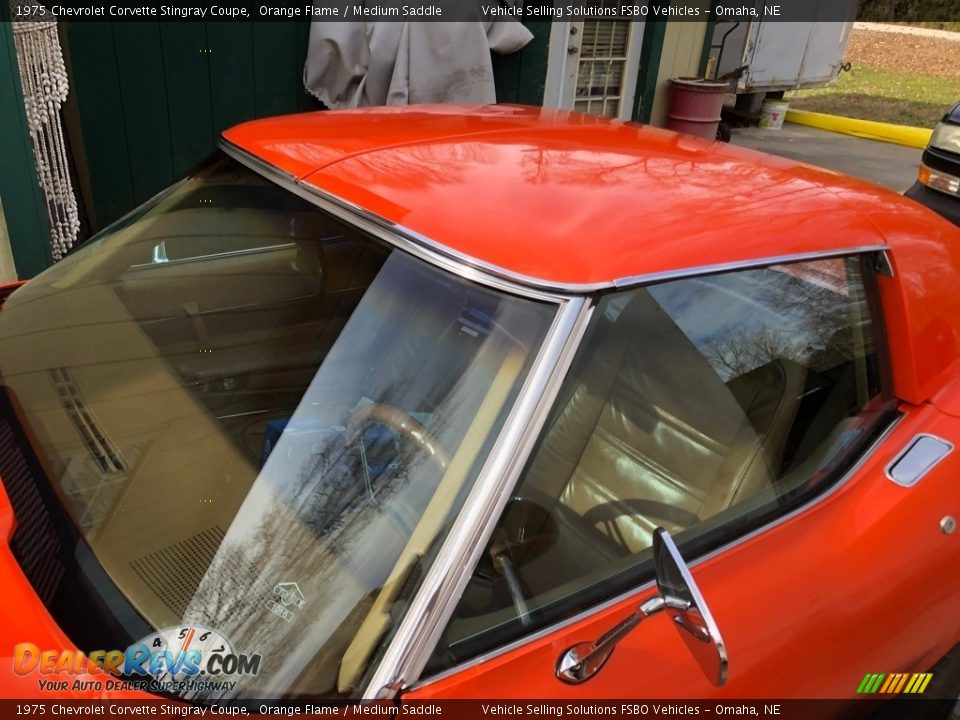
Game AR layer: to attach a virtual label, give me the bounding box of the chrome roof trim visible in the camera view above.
[408,412,903,692]
[219,138,890,297]
[225,141,297,183]
[610,246,891,288]
[364,296,595,699]
[220,138,584,301]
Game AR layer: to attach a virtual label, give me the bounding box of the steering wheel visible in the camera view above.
[345,403,451,472]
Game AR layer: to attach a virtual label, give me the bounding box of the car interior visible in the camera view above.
[432,258,885,672]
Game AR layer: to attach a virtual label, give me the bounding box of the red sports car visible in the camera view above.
[1,106,959,714]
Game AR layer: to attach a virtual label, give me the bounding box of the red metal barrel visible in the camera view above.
[666,78,729,139]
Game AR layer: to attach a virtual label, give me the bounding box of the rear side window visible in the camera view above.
[427,254,894,675]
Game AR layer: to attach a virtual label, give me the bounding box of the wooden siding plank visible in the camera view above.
[492,50,521,103]
[114,22,175,206]
[295,21,322,112]
[253,22,303,117]
[64,21,134,229]
[635,9,669,122]
[515,20,551,105]
[208,22,256,134]
[160,22,214,176]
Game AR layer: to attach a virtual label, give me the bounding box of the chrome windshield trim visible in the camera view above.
[364,296,595,699]
[219,138,889,297]
[219,139,575,302]
[408,412,903,691]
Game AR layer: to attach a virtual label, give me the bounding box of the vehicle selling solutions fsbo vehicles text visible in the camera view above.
[482,3,780,17]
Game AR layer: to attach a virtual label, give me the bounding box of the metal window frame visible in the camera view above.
[217,138,896,700]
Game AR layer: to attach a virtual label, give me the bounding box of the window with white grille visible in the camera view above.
[544,19,646,121]
[574,21,632,117]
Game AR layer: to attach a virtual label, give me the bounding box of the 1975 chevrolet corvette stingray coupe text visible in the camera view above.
[1,106,959,711]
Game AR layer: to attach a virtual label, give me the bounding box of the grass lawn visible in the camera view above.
[789,64,960,128]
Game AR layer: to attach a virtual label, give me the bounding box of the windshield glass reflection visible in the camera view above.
[0,154,556,700]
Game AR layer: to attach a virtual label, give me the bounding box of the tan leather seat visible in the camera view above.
[525,289,806,555]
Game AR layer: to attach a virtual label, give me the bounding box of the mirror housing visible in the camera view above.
[556,528,727,686]
[654,528,728,686]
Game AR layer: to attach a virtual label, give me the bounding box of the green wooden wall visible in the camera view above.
[492,21,551,106]
[0,21,54,278]
[65,21,552,236]
[64,21,321,232]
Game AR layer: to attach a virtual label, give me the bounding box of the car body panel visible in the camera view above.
[406,403,960,700]
[225,105,912,288]
[0,480,149,699]
[3,107,960,705]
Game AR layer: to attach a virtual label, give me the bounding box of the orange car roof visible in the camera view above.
[222,105,929,288]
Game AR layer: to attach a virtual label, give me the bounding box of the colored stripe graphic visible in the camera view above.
[906,673,933,693]
[878,674,894,693]
[857,672,933,694]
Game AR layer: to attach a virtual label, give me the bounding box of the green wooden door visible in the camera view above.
[64,21,321,232]
[492,20,550,106]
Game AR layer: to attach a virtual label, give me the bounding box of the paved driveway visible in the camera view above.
[731,123,922,193]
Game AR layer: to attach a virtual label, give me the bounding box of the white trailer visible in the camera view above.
[711,0,859,94]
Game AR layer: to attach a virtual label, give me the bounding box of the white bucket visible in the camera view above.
[759,99,789,130]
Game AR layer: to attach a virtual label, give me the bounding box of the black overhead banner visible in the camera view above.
[2,0,948,23]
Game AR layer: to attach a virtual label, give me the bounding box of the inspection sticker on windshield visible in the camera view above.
[265,581,306,623]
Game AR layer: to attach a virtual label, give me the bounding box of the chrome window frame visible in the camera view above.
[218,139,894,699]
[219,140,592,699]
[220,138,888,299]
[404,252,900,695]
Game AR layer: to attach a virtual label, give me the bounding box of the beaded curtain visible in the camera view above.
[11,7,79,261]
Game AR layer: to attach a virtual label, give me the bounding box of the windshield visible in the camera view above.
[0,154,556,699]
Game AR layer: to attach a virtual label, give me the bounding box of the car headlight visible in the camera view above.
[919,163,960,197]
[930,122,960,155]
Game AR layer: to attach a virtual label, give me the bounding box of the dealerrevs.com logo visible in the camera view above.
[13,625,261,695]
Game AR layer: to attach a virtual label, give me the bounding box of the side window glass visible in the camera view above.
[426,255,894,675]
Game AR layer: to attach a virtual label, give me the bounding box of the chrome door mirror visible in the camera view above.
[654,528,728,686]
[556,528,727,685]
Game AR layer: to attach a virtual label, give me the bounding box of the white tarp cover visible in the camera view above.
[304,20,533,107]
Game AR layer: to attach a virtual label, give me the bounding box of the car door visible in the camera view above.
[402,252,960,703]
